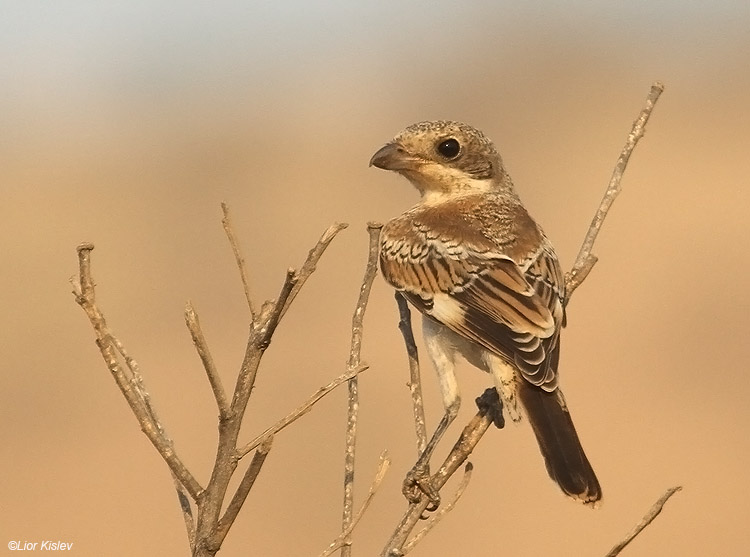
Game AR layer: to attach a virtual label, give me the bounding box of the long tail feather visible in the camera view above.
[519,382,602,506]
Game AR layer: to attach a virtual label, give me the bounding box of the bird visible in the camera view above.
[370,120,601,507]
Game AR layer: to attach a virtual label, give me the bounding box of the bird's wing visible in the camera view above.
[380,226,564,391]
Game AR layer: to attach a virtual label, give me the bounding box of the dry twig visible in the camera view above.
[604,486,683,557]
[396,293,427,455]
[341,223,383,557]
[279,223,349,320]
[173,472,197,552]
[236,364,369,459]
[185,301,229,420]
[213,435,275,544]
[72,243,203,502]
[320,451,391,557]
[221,202,256,319]
[565,82,665,302]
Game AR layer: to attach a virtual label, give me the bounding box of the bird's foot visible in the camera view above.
[476,387,505,429]
[403,464,440,513]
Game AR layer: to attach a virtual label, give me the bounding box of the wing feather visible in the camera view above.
[380,222,564,391]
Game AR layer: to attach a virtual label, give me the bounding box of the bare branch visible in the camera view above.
[72,243,204,501]
[172,473,196,553]
[278,222,349,320]
[109,334,160,429]
[229,268,296,424]
[231,223,349,453]
[604,486,683,557]
[565,81,665,302]
[213,435,275,546]
[347,223,383,368]
[221,202,256,320]
[320,452,391,557]
[185,301,230,420]
[236,364,369,459]
[341,223,383,557]
[395,293,427,455]
[257,268,298,346]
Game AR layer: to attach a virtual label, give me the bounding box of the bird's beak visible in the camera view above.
[369,142,419,171]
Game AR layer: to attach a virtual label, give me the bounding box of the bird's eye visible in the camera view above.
[437,138,461,159]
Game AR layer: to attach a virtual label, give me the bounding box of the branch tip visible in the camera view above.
[605,485,682,557]
[565,82,664,301]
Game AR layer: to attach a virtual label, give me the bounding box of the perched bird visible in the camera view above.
[370,120,601,506]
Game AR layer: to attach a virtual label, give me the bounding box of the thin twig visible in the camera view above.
[229,268,297,422]
[172,473,196,553]
[110,334,162,433]
[236,364,370,459]
[221,202,256,320]
[565,81,665,302]
[320,451,391,557]
[402,463,473,554]
[258,269,299,346]
[72,243,204,501]
[213,436,275,546]
[185,301,230,420]
[395,293,427,454]
[604,486,683,557]
[347,223,382,366]
[232,223,348,446]
[279,222,349,320]
[341,223,383,557]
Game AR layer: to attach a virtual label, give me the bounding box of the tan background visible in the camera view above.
[2,3,749,556]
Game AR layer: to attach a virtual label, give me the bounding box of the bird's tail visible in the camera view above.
[518,382,602,506]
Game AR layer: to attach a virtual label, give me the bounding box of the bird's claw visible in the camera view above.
[403,464,440,513]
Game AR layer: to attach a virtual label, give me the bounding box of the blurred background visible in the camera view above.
[2,1,749,555]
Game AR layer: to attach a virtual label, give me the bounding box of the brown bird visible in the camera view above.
[370,120,601,506]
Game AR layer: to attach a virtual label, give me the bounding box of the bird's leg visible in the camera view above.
[405,317,461,509]
[403,404,457,509]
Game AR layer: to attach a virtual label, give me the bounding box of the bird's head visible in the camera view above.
[369,120,507,201]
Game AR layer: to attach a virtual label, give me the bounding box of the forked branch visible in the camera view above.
[72,243,203,502]
[74,215,360,557]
